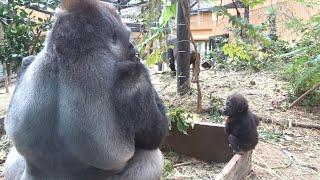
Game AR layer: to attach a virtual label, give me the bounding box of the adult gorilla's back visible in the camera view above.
[4,0,168,179]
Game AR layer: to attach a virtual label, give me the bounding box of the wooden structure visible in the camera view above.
[163,122,233,162]
[163,122,252,179]
[215,151,252,180]
[190,0,320,42]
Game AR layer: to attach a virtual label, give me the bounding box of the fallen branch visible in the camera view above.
[253,153,285,180]
[260,139,284,149]
[173,162,194,168]
[159,83,171,92]
[261,117,320,130]
[153,71,167,75]
[283,150,318,171]
[289,83,320,108]
[271,161,293,170]
[252,163,283,179]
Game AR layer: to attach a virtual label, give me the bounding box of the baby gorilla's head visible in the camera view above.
[221,93,249,117]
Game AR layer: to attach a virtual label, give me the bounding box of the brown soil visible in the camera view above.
[150,66,320,180]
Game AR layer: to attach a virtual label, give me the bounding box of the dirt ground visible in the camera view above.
[0,66,319,179]
[150,66,320,180]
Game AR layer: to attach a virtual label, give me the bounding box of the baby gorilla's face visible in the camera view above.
[220,94,249,117]
[221,100,233,116]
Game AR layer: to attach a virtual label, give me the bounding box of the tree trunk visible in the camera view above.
[176,0,190,95]
[268,10,277,41]
[3,63,9,93]
[244,7,249,21]
[243,6,250,41]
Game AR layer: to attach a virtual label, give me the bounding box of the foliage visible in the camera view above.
[259,130,283,143]
[223,43,252,61]
[242,0,267,7]
[162,151,182,179]
[137,0,177,65]
[0,0,57,72]
[159,1,176,27]
[146,46,165,65]
[162,159,174,179]
[208,95,224,123]
[210,1,274,71]
[168,108,199,135]
[219,41,262,71]
[281,13,320,106]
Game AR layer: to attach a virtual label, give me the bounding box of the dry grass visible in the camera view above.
[150,66,320,180]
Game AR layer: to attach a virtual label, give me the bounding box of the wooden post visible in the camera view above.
[244,6,249,22]
[243,6,250,41]
[3,63,9,93]
[176,0,190,95]
[215,151,252,180]
[205,41,208,55]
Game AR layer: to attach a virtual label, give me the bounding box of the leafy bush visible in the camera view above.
[168,108,199,134]
[0,0,56,72]
[208,96,224,123]
[280,13,320,106]
[162,159,174,179]
[282,55,320,106]
[221,42,257,71]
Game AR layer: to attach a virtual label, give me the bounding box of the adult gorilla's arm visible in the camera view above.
[113,61,169,150]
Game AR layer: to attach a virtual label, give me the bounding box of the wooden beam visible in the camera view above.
[162,122,234,163]
[215,151,252,180]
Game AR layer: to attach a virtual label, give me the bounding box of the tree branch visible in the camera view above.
[289,83,320,108]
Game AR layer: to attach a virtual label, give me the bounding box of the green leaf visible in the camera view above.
[159,2,176,27]
[146,48,163,66]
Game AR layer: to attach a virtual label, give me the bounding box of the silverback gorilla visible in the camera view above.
[4,0,168,179]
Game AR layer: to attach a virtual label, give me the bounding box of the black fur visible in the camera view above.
[221,93,259,154]
[4,1,168,179]
[166,37,198,73]
[16,55,35,78]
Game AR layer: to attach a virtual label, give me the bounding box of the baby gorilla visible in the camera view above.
[221,93,260,154]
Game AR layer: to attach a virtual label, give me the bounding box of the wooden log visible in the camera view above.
[215,151,252,180]
[261,117,320,130]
